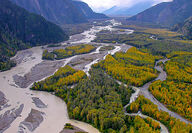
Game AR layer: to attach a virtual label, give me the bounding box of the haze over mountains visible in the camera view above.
[10,0,108,25]
[128,0,192,26]
[103,1,153,16]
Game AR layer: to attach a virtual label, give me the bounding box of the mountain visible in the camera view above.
[0,0,68,71]
[103,6,118,16]
[10,0,108,25]
[128,0,192,26]
[103,1,153,16]
[73,1,107,19]
[172,17,192,39]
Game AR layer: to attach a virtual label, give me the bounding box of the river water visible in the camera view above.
[0,19,125,133]
[1,18,191,133]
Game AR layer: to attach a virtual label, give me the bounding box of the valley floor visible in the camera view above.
[0,19,192,133]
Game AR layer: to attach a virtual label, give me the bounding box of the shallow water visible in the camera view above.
[103,46,121,59]
[0,19,124,133]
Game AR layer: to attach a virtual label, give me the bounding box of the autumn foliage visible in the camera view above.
[149,52,192,121]
[127,96,192,132]
[94,47,161,86]
[125,116,160,133]
[42,44,96,60]
[31,65,86,92]
[149,81,192,121]
[31,66,161,132]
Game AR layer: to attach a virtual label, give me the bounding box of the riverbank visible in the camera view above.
[1,18,190,133]
[0,19,124,133]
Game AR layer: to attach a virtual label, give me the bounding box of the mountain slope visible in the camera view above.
[73,1,107,19]
[10,0,108,25]
[172,17,192,39]
[0,0,68,71]
[103,1,153,16]
[128,0,192,26]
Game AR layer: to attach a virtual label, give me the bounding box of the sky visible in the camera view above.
[81,0,172,12]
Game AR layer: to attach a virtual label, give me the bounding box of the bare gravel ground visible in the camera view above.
[11,50,33,65]
[18,109,44,132]
[13,60,65,88]
[12,43,128,89]
[0,104,24,133]
[0,21,122,133]
[0,91,9,111]
[32,97,47,108]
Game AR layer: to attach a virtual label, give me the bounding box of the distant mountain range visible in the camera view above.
[103,1,153,16]
[0,0,68,71]
[10,0,108,25]
[128,0,192,26]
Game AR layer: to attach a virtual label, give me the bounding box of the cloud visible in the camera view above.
[81,0,172,12]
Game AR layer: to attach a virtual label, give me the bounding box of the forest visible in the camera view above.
[31,24,192,132]
[149,80,192,121]
[126,96,192,133]
[94,47,160,86]
[123,116,160,133]
[42,44,96,60]
[32,65,87,92]
[99,46,115,51]
[42,50,55,60]
[149,52,192,121]
[165,53,192,83]
[93,25,192,56]
[31,66,163,133]
[0,0,68,71]
[0,59,16,71]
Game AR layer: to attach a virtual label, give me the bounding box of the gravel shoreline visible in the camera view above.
[18,109,44,132]
[0,91,9,111]
[13,60,65,88]
[13,43,131,89]
[0,104,24,133]
[32,97,47,108]
[1,20,132,133]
